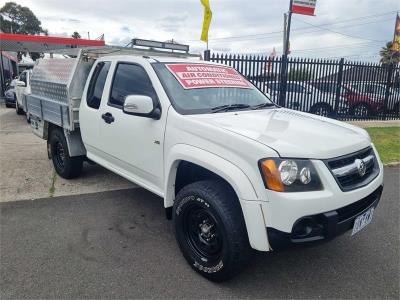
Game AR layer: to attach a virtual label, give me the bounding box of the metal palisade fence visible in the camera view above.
[204,51,400,121]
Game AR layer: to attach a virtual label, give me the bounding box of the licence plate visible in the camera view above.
[351,207,374,236]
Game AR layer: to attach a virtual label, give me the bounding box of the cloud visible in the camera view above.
[10,0,400,61]
[158,14,188,33]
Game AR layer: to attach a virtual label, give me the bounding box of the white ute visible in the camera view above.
[26,40,384,282]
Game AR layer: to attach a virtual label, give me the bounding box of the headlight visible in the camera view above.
[259,158,323,192]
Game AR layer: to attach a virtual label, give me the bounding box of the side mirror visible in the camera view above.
[123,95,161,119]
[16,80,26,87]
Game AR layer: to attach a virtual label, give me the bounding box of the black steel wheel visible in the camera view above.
[53,140,66,171]
[183,203,223,264]
[49,127,83,179]
[173,180,251,282]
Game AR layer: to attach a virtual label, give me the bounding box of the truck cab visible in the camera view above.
[26,41,384,282]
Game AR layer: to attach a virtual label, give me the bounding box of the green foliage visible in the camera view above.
[379,41,400,66]
[0,2,47,61]
[287,69,311,81]
[0,2,44,34]
[71,31,81,39]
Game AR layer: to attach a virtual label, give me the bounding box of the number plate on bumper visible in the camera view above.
[351,207,374,236]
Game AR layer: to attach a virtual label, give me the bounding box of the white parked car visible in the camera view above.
[26,41,384,282]
[15,69,32,116]
[267,81,349,117]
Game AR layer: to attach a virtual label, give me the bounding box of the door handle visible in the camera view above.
[101,112,115,124]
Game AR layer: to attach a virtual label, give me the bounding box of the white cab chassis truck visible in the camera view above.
[26,41,384,282]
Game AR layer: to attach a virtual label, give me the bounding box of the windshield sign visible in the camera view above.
[165,63,252,89]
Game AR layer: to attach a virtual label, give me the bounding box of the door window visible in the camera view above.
[86,61,111,109]
[19,72,27,85]
[109,63,157,107]
[287,83,305,93]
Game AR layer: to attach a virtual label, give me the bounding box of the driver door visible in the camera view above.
[98,61,166,194]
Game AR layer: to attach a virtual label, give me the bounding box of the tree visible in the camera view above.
[380,41,400,66]
[287,69,311,81]
[0,2,47,61]
[0,2,44,34]
[71,31,81,39]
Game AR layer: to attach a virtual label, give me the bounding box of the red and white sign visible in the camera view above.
[292,0,317,16]
[166,63,252,89]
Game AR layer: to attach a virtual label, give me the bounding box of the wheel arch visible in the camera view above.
[164,144,270,251]
[164,144,258,209]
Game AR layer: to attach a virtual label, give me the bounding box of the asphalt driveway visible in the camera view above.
[1,167,399,299]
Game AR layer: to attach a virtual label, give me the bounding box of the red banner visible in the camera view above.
[292,0,317,16]
[166,63,252,89]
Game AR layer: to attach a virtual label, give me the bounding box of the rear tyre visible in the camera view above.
[49,128,83,179]
[310,103,333,118]
[173,180,252,282]
[15,100,24,115]
[351,103,370,118]
[5,103,12,108]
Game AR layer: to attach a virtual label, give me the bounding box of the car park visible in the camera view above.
[25,40,384,282]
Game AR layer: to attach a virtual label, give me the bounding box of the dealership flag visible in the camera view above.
[292,0,317,16]
[392,14,400,57]
[266,47,277,72]
[200,0,212,42]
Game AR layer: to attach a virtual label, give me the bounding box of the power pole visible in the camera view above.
[283,13,287,52]
[284,0,293,56]
[279,0,293,107]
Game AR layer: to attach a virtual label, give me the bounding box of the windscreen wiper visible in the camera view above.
[211,103,251,113]
[251,102,276,110]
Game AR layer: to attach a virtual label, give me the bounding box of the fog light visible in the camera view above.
[300,167,311,184]
[278,160,298,185]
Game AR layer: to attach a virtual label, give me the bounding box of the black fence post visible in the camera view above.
[383,64,394,121]
[334,58,345,118]
[204,50,211,61]
[279,55,288,107]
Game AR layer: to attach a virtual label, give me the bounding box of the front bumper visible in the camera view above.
[267,185,383,250]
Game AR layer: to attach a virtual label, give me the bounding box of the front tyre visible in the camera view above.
[49,128,83,179]
[173,180,251,282]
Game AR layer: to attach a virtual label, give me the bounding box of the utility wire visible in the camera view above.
[207,18,392,44]
[185,10,397,42]
[294,18,387,43]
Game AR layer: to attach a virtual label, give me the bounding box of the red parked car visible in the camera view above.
[310,82,383,118]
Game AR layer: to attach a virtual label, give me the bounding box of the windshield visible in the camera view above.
[152,63,274,114]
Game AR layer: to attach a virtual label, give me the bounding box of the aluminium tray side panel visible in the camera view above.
[26,94,70,128]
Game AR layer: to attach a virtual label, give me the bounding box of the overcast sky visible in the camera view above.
[6,0,400,61]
